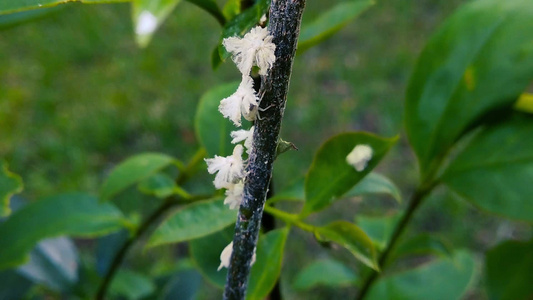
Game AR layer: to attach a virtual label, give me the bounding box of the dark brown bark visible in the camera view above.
[223,1,306,299]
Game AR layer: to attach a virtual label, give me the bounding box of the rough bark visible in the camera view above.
[223,1,306,299]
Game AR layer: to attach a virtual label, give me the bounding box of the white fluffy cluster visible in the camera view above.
[203,25,275,271]
[346,144,373,172]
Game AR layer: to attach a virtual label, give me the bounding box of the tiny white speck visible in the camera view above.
[135,11,158,35]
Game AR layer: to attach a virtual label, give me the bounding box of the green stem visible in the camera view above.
[264,205,314,232]
[355,184,436,300]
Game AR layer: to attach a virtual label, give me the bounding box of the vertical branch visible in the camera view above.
[223,1,306,299]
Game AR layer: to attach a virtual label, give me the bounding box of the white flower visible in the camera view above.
[205,145,245,189]
[135,11,158,35]
[346,144,373,172]
[224,181,244,209]
[223,26,276,76]
[231,126,254,154]
[217,241,257,271]
[219,76,258,126]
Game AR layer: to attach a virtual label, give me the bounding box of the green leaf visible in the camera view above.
[0,0,126,15]
[293,259,357,290]
[138,173,177,199]
[0,6,62,29]
[0,193,126,270]
[222,0,240,21]
[148,198,236,247]
[189,225,234,288]
[0,160,23,217]
[110,269,156,300]
[100,153,176,201]
[346,172,402,203]
[195,82,241,157]
[298,0,374,53]
[486,239,533,300]
[217,0,270,61]
[17,237,79,292]
[315,221,378,270]
[366,250,477,300]
[355,214,400,251]
[0,270,33,299]
[132,0,183,48]
[515,93,533,114]
[441,114,533,222]
[267,177,305,204]
[405,0,533,178]
[184,0,225,25]
[303,132,397,215]
[246,228,289,300]
[391,234,452,262]
[157,268,202,300]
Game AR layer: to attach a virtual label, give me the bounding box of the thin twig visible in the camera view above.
[356,186,434,299]
[223,1,307,299]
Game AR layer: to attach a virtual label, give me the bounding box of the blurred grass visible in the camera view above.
[2,0,531,298]
[0,0,465,199]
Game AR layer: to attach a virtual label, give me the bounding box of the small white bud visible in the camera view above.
[346,144,373,172]
[135,11,158,35]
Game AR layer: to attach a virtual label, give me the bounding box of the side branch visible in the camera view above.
[223,1,307,299]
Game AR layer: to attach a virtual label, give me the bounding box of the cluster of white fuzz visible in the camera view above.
[204,25,276,271]
[346,144,373,172]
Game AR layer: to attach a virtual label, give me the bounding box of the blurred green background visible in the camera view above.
[1,0,531,298]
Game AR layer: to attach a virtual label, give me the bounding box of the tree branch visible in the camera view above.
[355,185,435,299]
[223,1,307,299]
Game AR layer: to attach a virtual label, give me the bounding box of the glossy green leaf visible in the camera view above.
[184,0,225,25]
[486,239,533,300]
[217,0,270,61]
[293,259,357,290]
[366,250,476,300]
[267,177,305,204]
[17,237,79,292]
[405,0,533,178]
[346,172,401,203]
[195,82,241,157]
[303,132,397,215]
[132,0,183,47]
[391,234,452,262]
[442,114,533,222]
[148,198,236,247]
[0,0,125,15]
[100,153,176,201]
[189,225,234,288]
[138,173,176,199]
[0,270,33,299]
[515,93,533,114]
[0,160,23,217]
[315,221,378,270]
[110,269,156,300]
[298,0,374,53]
[157,268,202,300]
[355,214,400,251]
[0,193,126,270]
[247,228,289,300]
